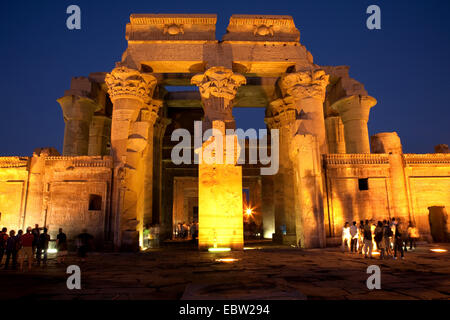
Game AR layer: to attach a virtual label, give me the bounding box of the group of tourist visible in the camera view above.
[143,224,161,248]
[0,224,93,271]
[174,221,199,240]
[341,218,420,259]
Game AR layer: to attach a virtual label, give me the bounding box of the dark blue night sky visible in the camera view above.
[1,0,449,155]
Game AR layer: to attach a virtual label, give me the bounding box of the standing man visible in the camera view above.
[4,230,17,269]
[56,228,68,264]
[32,224,42,262]
[37,228,50,266]
[76,229,93,262]
[349,221,358,253]
[363,219,373,259]
[0,227,8,265]
[19,227,34,271]
[394,223,405,260]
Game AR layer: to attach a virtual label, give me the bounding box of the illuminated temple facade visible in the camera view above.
[0,14,449,250]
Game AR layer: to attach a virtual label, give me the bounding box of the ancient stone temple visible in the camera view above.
[0,14,449,250]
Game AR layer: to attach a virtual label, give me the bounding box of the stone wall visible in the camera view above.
[0,154,112,248]
[324,153,450,241]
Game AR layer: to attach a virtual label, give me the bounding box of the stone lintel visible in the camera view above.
[223,15,300,42]
[126,14,217,42]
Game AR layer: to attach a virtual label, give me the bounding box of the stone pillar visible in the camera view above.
[331,95,377,154]
[265,110,297,245]
[261,175,275,239]
[58,95,100,156]
[88,115,111,156]
[192,67,246,250]
[152,117,171,226]
[105,66,159,250]
[325,116,346,154]
[265,69,328,247]
[277,69,330,154]
[289,134,326,248]
[371,132,410,222]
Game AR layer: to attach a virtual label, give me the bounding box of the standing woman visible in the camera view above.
[341,222,351,252]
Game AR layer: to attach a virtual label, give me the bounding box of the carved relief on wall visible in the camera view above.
[191,67,246,101]
[163,24,184,35]
[105,66,157,103]
[253,24,274,36]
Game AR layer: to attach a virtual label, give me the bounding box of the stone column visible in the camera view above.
[152,117,171,226]
[105,66,159,250]
[331,95,377,154]
[289,134,326,248]
[88,115,111,156]
[265,110,297,245]
[371,132,410,222]
[277,70,330,154]
[58,95,100,156]
[325,116,346,154]
[192,67,246,250]
[265,69,328,247]
[261,175,275,239]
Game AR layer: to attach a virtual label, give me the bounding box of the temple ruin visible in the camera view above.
[0,14,449,250]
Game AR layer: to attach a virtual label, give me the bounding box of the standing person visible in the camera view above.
[153,224,160,248]
[358,221,365,254]
[389,218,397,250]
[407,222,419,251]
[397,219,408,252]
[76,229,93,262]
[341,222,351,252]
[383,220,393,258]
[363,219,373,259]
[32,224,41,261]
[0,228,8,265]
[394,223,404,260]
[190,221,198,242]
[370,220,377,251]
[374,221,385,259]
[349,221,358,253]
[143,225,150,248]
[19,227,34,271]
[36,228,50,266]
[4,230,17,270]
[56,228,68,264]
[15,230,23,262]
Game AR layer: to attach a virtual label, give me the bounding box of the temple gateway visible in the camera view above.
[0,14,449,251]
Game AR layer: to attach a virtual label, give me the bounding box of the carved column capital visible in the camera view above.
[330,95,377,154]
[141,99,163,126]
[330,95,377,123]
[58,95,101,121]
[105,66,157,104]
[191,67,246,101]
[192,67,246,126]
[280,69,329,102]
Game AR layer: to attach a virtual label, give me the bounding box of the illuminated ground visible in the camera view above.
[0,243,448,300]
